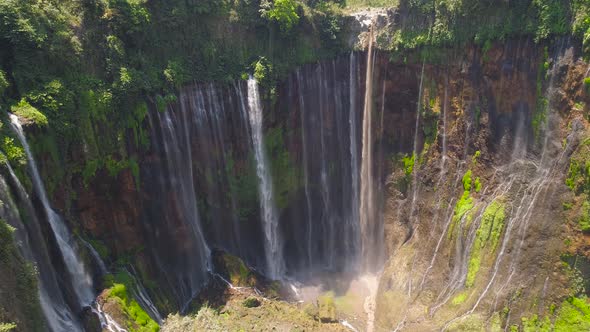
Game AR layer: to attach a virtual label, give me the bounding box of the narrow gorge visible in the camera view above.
[1,1,590,331]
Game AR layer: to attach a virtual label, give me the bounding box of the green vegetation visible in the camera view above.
[318,292,337,322]
[265,127,301,211]
[533,47,550,140]
[466,199,505,287]
[220,253,256,287]
[0,323,16,332]
[403,153,416,177]
[226,152,259,220]
[580,201,590,233]
[472,150,481,165]
[0,219,44,331]
[521,314,552,332]
[0,0,347,210]
[565,138,590,233]
[10,100,47,127]
[554,297,590,331]
[383,0,585,59]
[162,294,339,331]
[260,0,300,33]
[243,297,261,308]
[452,292,468,305]
[449,170,476,238]
[105,272,159,332]
[474,177,482,193]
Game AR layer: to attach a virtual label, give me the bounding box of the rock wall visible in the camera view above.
[33,37,590,330]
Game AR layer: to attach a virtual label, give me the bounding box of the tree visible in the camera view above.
[260,0,300,33]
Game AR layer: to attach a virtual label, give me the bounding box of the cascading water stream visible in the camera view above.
[9,114,95,307]
[296,69,314,270]
[246,77,285,279]
[0,160,82,332]
[7,117,125,332]
[124,266,163,324]
[360,25,379,271]
[149,98,211,309]
[349,51,361,268]
[408,61,426,233]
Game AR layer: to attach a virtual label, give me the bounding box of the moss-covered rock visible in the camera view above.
[101,271,160,332]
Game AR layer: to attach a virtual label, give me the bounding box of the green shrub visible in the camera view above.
[452,292,467,305]
[243,297,261,308]
[584,77,590,94]
[466,199,505,287]
[163,60,188,88]
[260,0,300,33]
[521,314,551,332]
[0,136,25,166]
[472,151,481,165]
[0,323,16,332]
[10,100,48,127]
[265,127,300,211]
[318,292,336,322]
[462,170,473,191]
[554,297,590,331]
[106,282,159,332]
[474,177,482,193]
[403,153,415,177]
[566,143,590,195]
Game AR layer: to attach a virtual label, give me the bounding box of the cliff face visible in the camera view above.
[25,32,589,330]
[374,41,590,330]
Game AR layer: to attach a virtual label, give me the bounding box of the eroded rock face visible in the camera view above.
[36,33,589,330]
[374,42,590,330]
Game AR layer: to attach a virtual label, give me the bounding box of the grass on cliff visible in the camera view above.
[10,100,48,127]
[466,199,506,288]
[449,170,476,238]
[565,138,590,233]
[104,272,159,332]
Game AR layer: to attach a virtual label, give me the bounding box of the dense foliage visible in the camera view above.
[382,0,590,60]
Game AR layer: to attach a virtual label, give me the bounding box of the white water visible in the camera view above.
[246,77,285,279]
[349,52,362,267]
[10,114,95,307]
[151,98,211,309]
[408,61,426,230]
[296,69,314,270]
[125,266,163,323]
[359,27,377,271]
[93,302,128,332]
[1,161,82,332]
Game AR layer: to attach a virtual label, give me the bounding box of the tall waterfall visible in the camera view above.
[349,52,361,269]
[0,161,82,331]
[148,98,211,309]
[293,55,365,274]
[246,77,285,279]
[9,115,96,307]
[359,28,381,271]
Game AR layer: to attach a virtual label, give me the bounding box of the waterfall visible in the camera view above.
[246,77,285,279]
[0,161,83,332]
[124,266,163,323]
[296,69,314,270]
[149,98,211,308]
[9,114,96,307]
[359,27,378,270]
[349,52,361,267]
